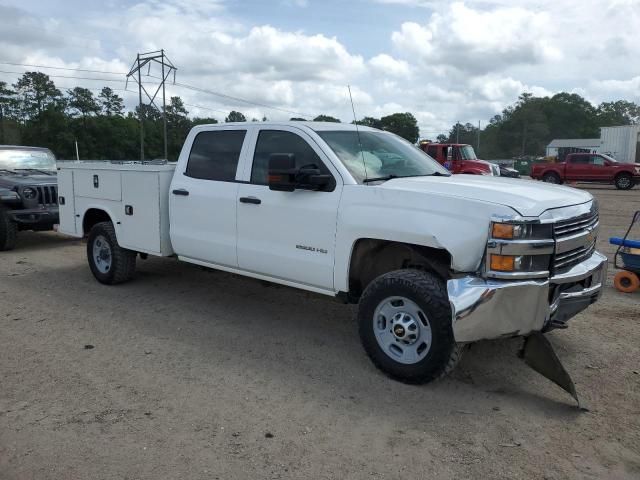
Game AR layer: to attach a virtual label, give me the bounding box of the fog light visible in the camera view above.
[490,254,515,271]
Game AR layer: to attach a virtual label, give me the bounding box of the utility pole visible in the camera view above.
[456,121,460,143]
[477,120,481,152]
[126,50,177,160]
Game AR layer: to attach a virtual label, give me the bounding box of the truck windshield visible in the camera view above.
[0,149,56,172]
[459,145,477,160]
[318,130,450,183]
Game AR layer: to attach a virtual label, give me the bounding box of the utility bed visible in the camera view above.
[57,161,176,256]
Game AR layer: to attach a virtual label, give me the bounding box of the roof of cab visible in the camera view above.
[195,121,379,133]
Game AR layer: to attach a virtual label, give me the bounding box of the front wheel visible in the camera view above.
[0,208,17,251]
[358,269,462,384]
[87,221,136,284]
[542,172,561,184]
[615,173,634,190]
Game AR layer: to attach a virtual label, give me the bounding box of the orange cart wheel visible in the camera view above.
[614,271,640,293]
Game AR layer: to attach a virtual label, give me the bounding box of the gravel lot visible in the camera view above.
[1,185,639,479]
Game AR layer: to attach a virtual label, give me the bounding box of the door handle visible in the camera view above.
[172,189,189,196]
[239,196,261,205]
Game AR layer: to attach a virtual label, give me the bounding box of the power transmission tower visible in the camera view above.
[126,50,177,160]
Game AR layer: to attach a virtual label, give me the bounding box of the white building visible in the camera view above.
[545,138,600,158]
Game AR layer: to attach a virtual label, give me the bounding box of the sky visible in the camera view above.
[0,0,639,138]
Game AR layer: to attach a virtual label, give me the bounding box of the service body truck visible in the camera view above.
[57,122,607,385]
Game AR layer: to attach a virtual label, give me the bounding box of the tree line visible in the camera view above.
[437,93,640,159]
[1,71,638,160]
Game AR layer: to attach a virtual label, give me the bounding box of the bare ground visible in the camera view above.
[1,185,639,479]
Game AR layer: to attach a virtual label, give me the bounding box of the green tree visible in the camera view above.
[225,110,246,122]
[98,87,124,116]
[192,117,219,126]
[12,72,63,120]
[596,100,640,126]
[0,81,16,143]
[67,87,100,117]
[357,116,382,129]
[313,114,341,123]
[289,117,306,121]
[380,112,419,143]
[164,97,191,160]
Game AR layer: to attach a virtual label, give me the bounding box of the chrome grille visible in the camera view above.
[36,185,58,206]
[553,210,599,272]
[554,211,598,237]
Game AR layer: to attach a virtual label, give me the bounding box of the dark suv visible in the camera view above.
[0,146,59,250]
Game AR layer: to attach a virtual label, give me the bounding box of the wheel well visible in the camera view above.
[82,209,112,236]
[347,239,451,301]
[615,171,632,179]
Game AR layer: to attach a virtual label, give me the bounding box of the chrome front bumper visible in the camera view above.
[448,251,608,343]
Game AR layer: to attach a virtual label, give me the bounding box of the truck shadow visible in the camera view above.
[17,254,587,421]
[6,231,81,252]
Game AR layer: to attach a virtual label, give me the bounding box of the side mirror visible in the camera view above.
[268,153,297,191]
[296,164,332,191]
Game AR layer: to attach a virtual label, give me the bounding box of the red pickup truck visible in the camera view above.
[531,153,640,190]
[418,142,499,176]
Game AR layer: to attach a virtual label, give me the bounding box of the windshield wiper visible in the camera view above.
[363,172,450,183]
[362,174,400,183]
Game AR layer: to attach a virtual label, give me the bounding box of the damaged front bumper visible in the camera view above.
[448,251,607,343]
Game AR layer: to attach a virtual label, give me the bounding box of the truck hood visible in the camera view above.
[0,171,57,188]
[380,174,592,217]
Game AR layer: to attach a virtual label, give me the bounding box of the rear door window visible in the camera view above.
[186,130,247,181]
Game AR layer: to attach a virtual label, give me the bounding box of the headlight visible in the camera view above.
[486,221,554,278]
[22,187,37,200]
[491,222,552,240]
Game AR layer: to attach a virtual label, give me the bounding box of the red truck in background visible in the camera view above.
[531,152,640,190]
[418,142,500,176]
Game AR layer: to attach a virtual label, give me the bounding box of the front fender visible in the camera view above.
[333,185,516,292]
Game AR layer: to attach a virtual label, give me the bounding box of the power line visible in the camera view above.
[0,61,126,75]
[0,61,315,118]
[0,69,125,83]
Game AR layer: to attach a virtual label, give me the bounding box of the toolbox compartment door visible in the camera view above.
[74,170,122,201]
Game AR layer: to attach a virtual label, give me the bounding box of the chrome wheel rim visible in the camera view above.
[544,175,558,184]
[93,235,112,274]
[373,296,432,365]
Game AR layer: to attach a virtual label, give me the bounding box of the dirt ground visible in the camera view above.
[1,185,639,479]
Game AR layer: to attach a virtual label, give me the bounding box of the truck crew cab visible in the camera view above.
[418,141,500,176]
[0,146,59,251]
[57,122,607,386]
[531,152,639,190]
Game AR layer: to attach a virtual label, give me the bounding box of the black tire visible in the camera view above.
[87,221,136,285]
[0,207,17,251]
[358,269,462,384]
[614,173,634,190]
[542,172,561,184]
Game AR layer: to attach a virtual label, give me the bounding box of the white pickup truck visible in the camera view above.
[57,121,607,385]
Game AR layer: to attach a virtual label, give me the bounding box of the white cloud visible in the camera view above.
[1,0,639,138]
[369,54,411,77]
[391,2,561,74]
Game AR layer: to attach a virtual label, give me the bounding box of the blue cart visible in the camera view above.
[609,210,640,293]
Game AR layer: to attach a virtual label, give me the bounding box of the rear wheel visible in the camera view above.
[0,208,17,251]
[358,269,462,384]
[614,270,640,293]
[615,173,634,190]
[542,172,561,184]
[87,221,136,284]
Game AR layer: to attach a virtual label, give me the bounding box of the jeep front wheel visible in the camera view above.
[615,173,634,190]
[0,208,17,251]
[87,221,136,284]
[358,269,462,384]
